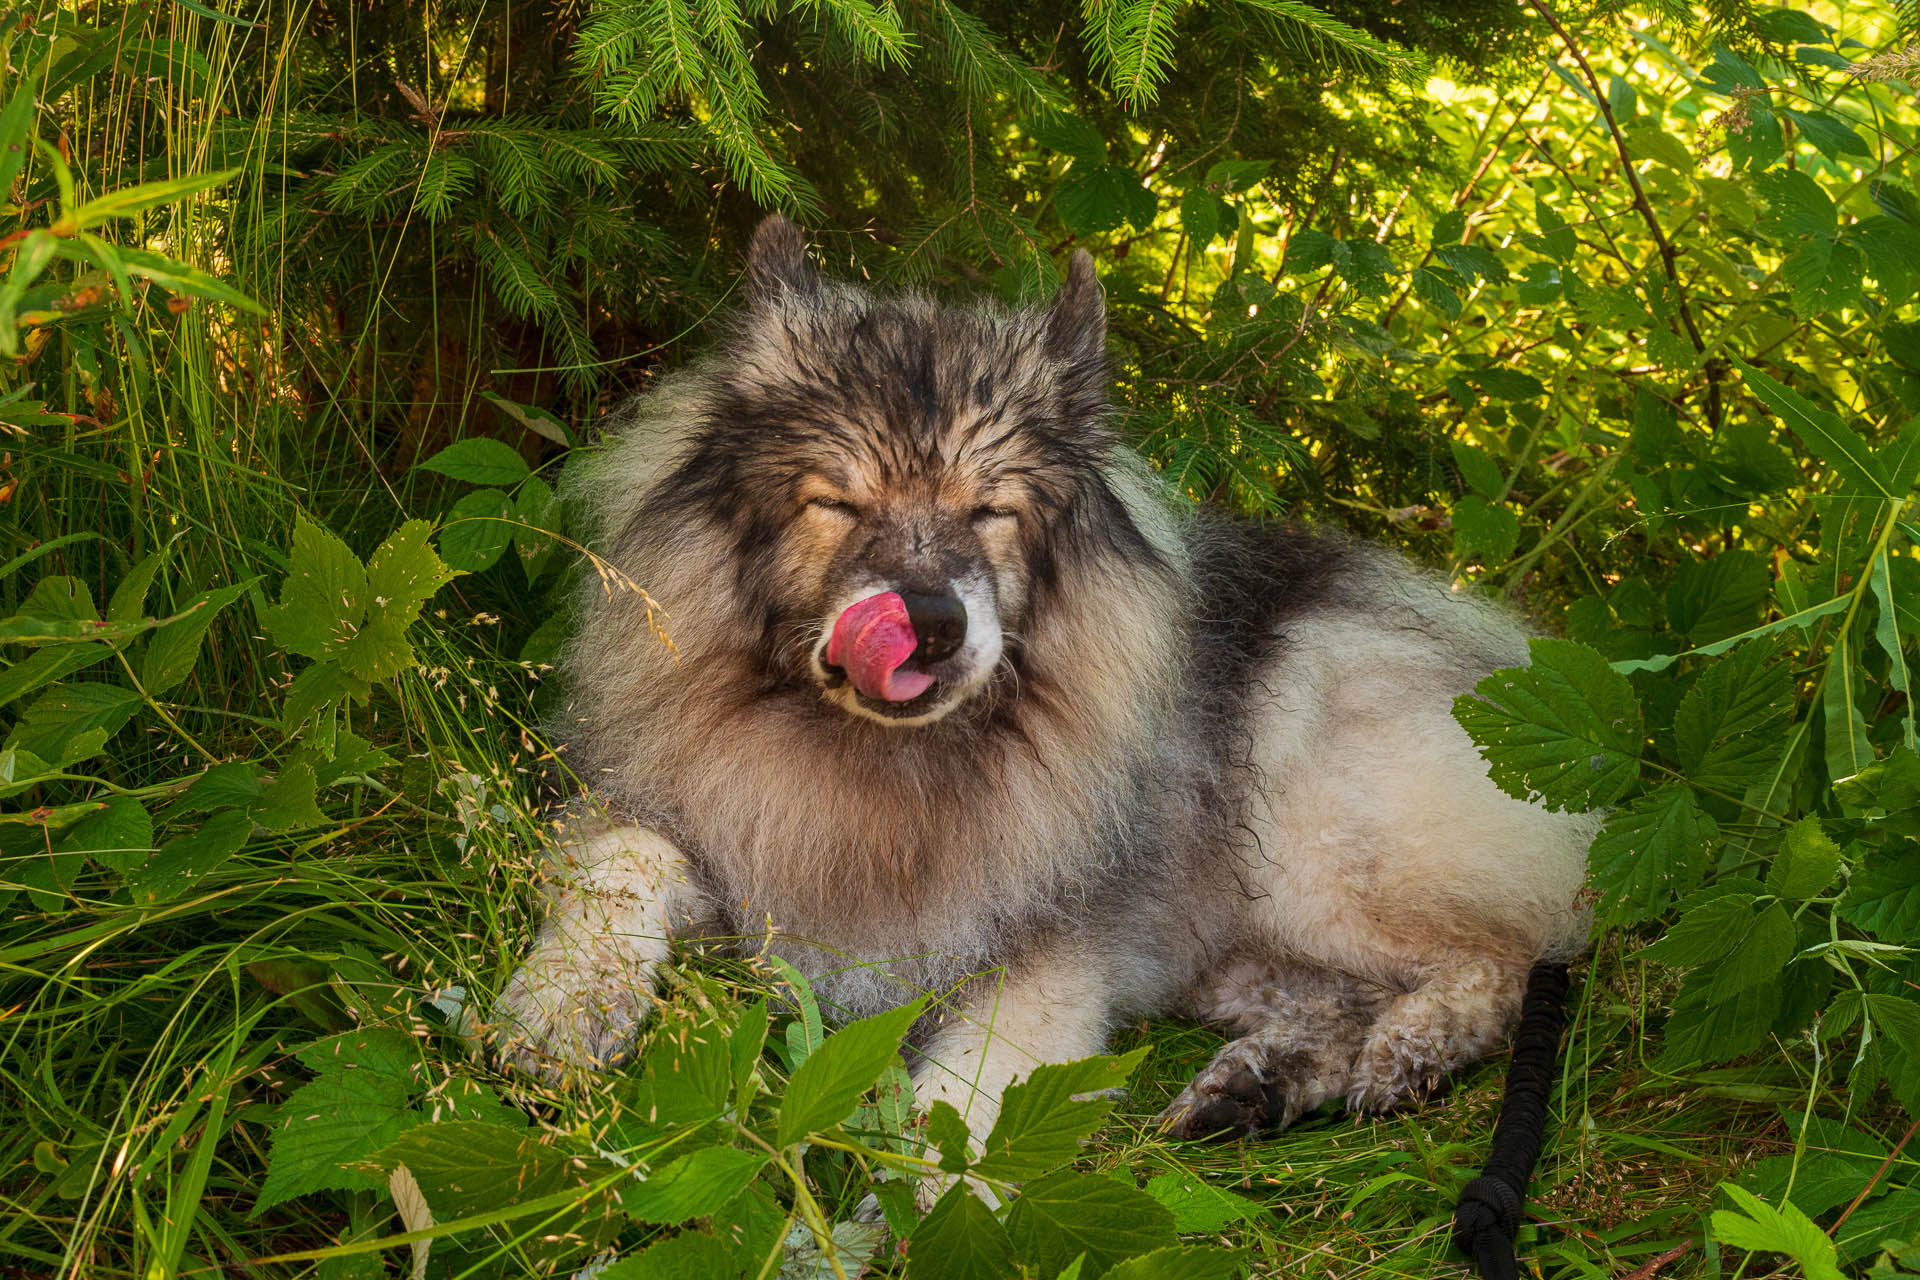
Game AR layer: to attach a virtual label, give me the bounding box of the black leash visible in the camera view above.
[1452,961,1571,1280]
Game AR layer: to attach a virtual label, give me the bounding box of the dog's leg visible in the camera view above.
[1347,953,1528,1112]
[491,818,702,1081]
[1158,957,1388,1140]
[906,944,1114,1207]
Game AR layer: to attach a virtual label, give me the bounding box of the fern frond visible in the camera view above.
[1230,0,1426,80]
[930,0,1066,115]
[1098,0,1187,109]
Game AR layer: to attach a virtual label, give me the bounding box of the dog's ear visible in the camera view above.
[1044,250,1106,362]
[746,214,818,303]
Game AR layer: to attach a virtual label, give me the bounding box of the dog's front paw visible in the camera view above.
[489,949,647,1082]
[1157,1036,1312,1140]
[1345,1022,1449,1113]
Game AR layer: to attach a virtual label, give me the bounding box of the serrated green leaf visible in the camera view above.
[262,514,367,662]
[1643,893,1757,968]
[972,1049,1146,1181]
[777,997,924,1145]
[1103,1246,1239,1280]
[359,1120,625,1248]
[251,762,327,833]
[1056,165,1155,235]
[1840,845,1920,942]
[54,795,152,874]
[1711,1185,1845,1280]
[364,519,456,626]
[141,581,250,695]
[9,681,142,766]
[1452,638,1643,813]
[1140,1171,1262,1233]
[1659,972,1779,1069]
[1672,643,1792,792]
[1785,109,1870,160]
[416,437,531,487]
[928,1099,974,1173]
[255,1030,420,1215]
[631,1015,734,1131]
[594,1230,739,1279]
[1667,552,1770,645]
[1006,1171,1179,1280]
[1410,266,1462,319]
[620,1146,766,1223]
[907,1186,1017,1280]
[0,643,114,710]
[1768,819,1844,900]
[127,808,252,906]
[1588,786,1720,926]
[1692,901,1796,1005]
[1026,116,1107,166]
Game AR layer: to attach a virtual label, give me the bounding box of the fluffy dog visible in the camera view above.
[493,216,1595,1150]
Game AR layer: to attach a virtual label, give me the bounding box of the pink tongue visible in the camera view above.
[826,592,935,702]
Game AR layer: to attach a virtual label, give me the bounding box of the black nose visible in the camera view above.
[899,590,967,664]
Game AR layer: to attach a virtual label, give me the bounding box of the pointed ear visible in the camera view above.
[745,214,818,303]
[1044,250,1105,360]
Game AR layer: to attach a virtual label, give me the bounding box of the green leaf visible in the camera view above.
[262,514,367,662]
[1103,1246,1240,1280]
[631,1015,734,1131]
[1449,442,1503,499]
[176,761,266,814]
[0,643,114,711]
[1006,1171,1179,1280]
[140,581,250,695]
[1625,122,1692,172]
[928,1099,974,1173]
[1822,637,1875,785]
[365,520,456,625]
[416,437,531,487]
[1179,189,1236,248]
[482,390,574,448]
[1409,266,1461,319]
[9,682,143,766]
[0,78,37,198]
[1672,642,1792,791]
[1587,786,1720,926]
[1767,818,1842,900]
[1433,242,1509,285]
[126,808,253,906]
[1869,551,1916,751]
[907,1186,1017,1280]
[777,996,925,1145]
[54,796,152,874]
[1610,593,1851,674]
[1140,1171,1262,1232]
[620,1146,766,1223]
[252,762,327,832]
[1284,229,1338,273]
[1643,893,1756,969]
[1452,638,1643,813]
[1785,109,1870,160]
[255,1029,420,1214]
[359,1120,624,1242]
[1711,1185,1845,1280]
[1026,116,1107,166]
[1735,359,1895,499]
[1666,552,1770,645]
[1701,43,1765,94]
[1659,970,1780,1068]
[1691,901,1796,1005]
[1839,845,1920,942]
[1450,497,1519,564]
[70,168,241,230]
[439,488,515,574]
[1056,166,1156,235]
[595,1231,740,1279]
[972,1049,1146,1180]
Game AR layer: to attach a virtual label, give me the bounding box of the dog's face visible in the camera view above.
[660,217,1128,728]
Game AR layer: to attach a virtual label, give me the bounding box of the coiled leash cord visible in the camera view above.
[1452,961,1571,1280]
